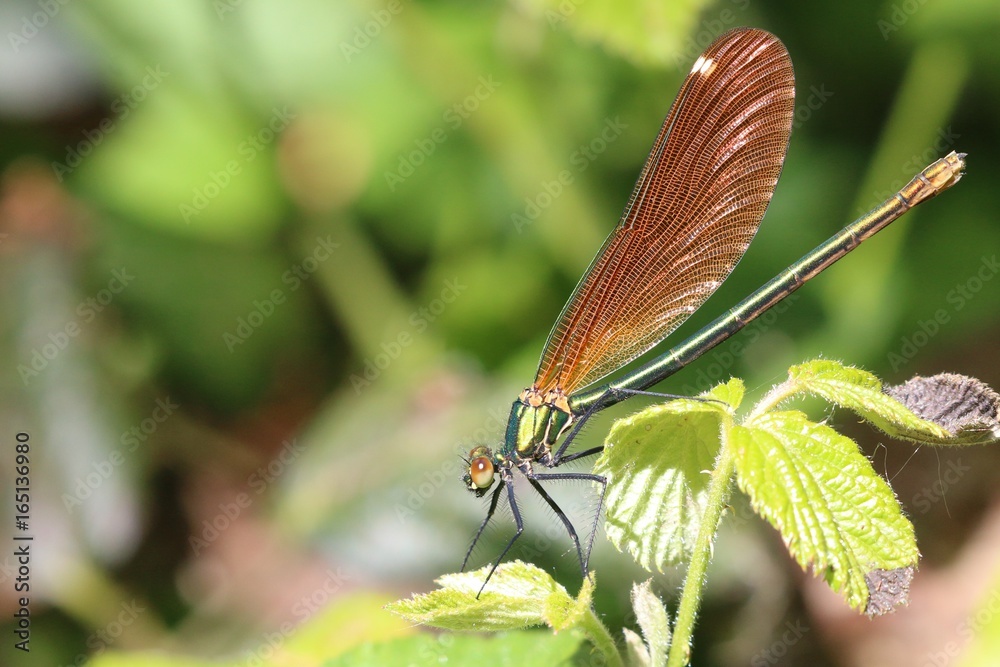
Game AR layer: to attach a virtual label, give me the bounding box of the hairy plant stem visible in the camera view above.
[749,378,798,419]
[581,605,625,667]
[666,412,737,667]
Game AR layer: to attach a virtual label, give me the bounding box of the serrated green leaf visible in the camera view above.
[786,360,952,443]
[631,580,670,667]
[327,631,584,667]
[596,381,740,571]
[707,377,745,410]
[733,410,918,612]
[386,561,575,632]
[545,572,594,631]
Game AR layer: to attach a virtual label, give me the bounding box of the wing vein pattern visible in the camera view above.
[533,28,795,397]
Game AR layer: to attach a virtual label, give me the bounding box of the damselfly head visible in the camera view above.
[463,445,497,497]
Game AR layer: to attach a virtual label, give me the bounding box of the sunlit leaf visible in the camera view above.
[733,410,918,612]
[386,561,581,632]
[596,380,741,571]
[786,360,951,442]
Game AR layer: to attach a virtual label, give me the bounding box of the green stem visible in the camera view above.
[666,413,738,667]
[748,378,798,419]
[580,607,625,667]
[581,605,625,667]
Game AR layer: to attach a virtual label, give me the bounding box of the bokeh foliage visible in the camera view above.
[1,0,1000,665]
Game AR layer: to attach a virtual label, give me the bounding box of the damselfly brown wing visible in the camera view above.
[533,28,795,398]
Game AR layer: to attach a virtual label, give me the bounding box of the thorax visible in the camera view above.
[500,386,574,461]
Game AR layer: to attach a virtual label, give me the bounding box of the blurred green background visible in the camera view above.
[1,0,999,665]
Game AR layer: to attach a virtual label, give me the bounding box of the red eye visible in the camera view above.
[470,456,494,489]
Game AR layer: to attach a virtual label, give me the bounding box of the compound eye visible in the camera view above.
[469,456,494,489]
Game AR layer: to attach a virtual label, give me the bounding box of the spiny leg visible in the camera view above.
[529,471,608,575]
[526,477,585,577]
[553,445,603,465]
[476,481,524,598]
[461,480,504,572]
[551,388,613,462]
